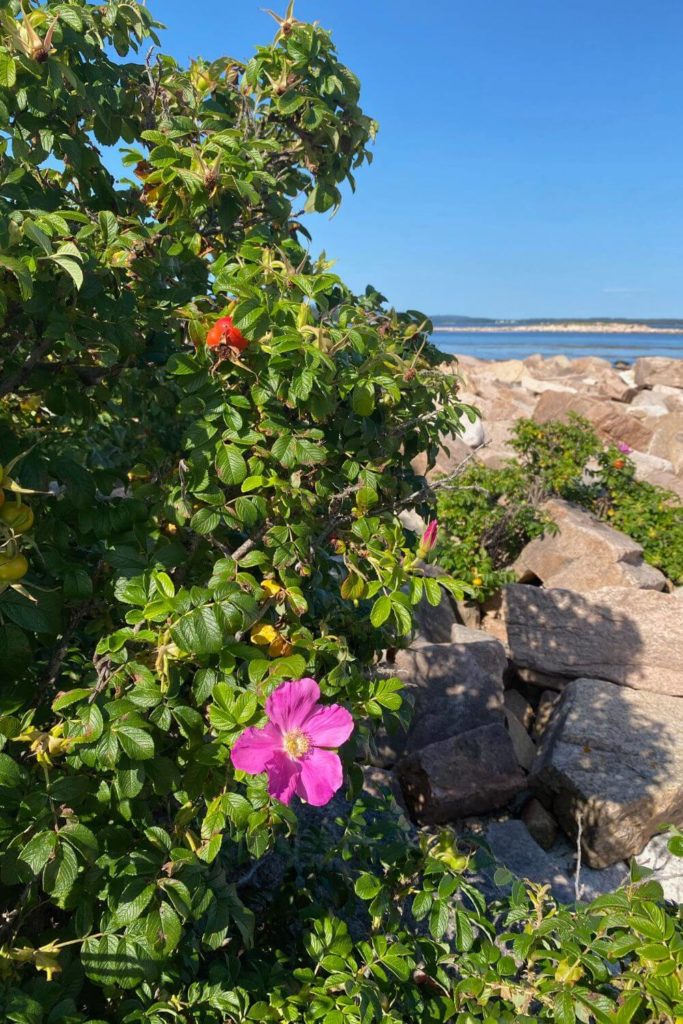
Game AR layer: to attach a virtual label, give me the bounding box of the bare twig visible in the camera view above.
[235,596,276,642]
[0,884,32,942]
[574,810,584,902]
[88,653,113,703]
[0,336,53,399]
[235,853,272,889]
[317,441,490,546]
[230,522,269,562]
[44,604,90,689]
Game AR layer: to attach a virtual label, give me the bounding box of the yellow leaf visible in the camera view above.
[554,959,583,984]
[251,624,278,646]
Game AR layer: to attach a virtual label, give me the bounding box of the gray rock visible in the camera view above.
[398,723,526,824]
[398,508,426,534]
[533,391,654,452]
[411,589,459,645]
[487,584,683,695]
[532,678,683,868]
[376,630,506,764]
[486,820,573,901]
[460,412,485,448]
[515,666,569,692]
[504,689,534,729]
[512,499,666,592]
[453,600,482,630]
[647,412,683,475]
[411,432,472,480]
[504,708,536,771]
[635,833,683,904]
[629,391,671,418]
[634,356,683,390]
[485,820,629,903]
[521,798,558,850]
[533,690,560,740]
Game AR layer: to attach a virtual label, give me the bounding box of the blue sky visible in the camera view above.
[152,0,683,318]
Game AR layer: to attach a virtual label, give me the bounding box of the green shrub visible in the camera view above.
[437,415,683,594]
[1,4,681,1021]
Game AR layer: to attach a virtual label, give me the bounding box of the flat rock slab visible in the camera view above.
[485,820,630,903]
[486,584,683,695]
[512,499,666,592]
[486,820,573,901]
[635,833,683,904]
[533,391,654,452]
[648,412,683,475]
[398,723,525,824]
[375,629,507,764]
[634,356,683,390]
[532,678,683,868]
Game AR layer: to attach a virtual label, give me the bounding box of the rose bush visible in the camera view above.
[1,4,682,1022]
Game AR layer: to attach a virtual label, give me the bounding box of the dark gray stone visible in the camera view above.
[375,630,507,764]
[533,678,683,867]
[397,723,526,824]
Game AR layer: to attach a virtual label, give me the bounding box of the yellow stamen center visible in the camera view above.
[282,729,311,758]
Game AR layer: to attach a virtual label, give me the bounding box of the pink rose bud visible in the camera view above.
[418,520,438,558]
[617,442,632,454]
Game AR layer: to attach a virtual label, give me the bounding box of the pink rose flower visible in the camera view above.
[617,442,632,454]
[230,678,354,807]
[418,519,438,558]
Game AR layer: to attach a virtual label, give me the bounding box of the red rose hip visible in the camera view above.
[205,315,248,351]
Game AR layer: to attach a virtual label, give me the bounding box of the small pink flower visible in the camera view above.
[230,678,354,807]
[418,519,438,558]
[617,442,632,454]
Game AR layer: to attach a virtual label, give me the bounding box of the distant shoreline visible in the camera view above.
[434,322,683,335]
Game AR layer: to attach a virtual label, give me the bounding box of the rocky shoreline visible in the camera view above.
[378,353,683,903]
[435,323,683,334]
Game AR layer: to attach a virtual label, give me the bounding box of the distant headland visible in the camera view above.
[431,316,683,334]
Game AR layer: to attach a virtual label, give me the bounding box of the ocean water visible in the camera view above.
[431,330,683,364]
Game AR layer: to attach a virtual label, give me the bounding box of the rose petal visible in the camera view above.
[266,751,301,805]
[304,703,354,749]
[266,677,320,732]
[295,748,343,807]
[231,722,282,774]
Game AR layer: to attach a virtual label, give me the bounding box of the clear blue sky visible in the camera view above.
[151,0,683,318]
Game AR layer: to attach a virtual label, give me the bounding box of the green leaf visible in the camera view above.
[0,53,17,89]
[191,507,221,534]
[63,567,93,600]
[370,595,391,627]
[171,605,229,655]
[43,841,79,899]
[98,210,119,242]
[0,752,24,789]
[19,831,58,874]
[81,934,146,989]
[231,297,270,339]
[423,577,442,607]
[60,822,98,861]
[48,253,83,290]
[115,725,155,760]
[351,381,375,417]
[0,255,33,300]
[354,873,381,900]
[216,445,247,486]
[428,900,449,940]
[111,879,156,927]
[158,901,182,953]
[553,991,576,1024]
[272,434,326,468]
[411,891,432,921]
[23,221,53,255]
